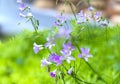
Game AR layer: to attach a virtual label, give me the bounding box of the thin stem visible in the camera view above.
[76,60,81,74]
[74,61,76,84]
[62,76,66,84]
[68,1,77,20]
[71,74,92,84]
[64,0,77,20]
[55,76,58,84]
[70,34,107,84]
[85,62,107,84]
[30,18,38,33]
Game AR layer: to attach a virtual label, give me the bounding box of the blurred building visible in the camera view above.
[33,0,120,24]
[90,0,120,24]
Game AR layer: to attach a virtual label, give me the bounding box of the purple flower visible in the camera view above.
[94,11,102,19]
[33,43,43,54]
[77,10,89,24]
[54,14,66,26]
[67,67,73,75]
[45,37,55,50]
[88,6,94,11]
[78,48,92,62]
[50,70,56,78]
[55,28,71,38]
[48,53,62,65]
[19,3,26,11]
[60,49,75,63]
[62,42,75,51]
[41,58,51,67]
[77,17,86,24]
[78,10,84,17]
[17,0,22,3]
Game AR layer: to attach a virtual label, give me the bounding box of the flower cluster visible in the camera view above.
[17,0,33,18]
[77,6,108,27]
[33,37,92,78]
[32,11,93,81]
[17,0,39,33]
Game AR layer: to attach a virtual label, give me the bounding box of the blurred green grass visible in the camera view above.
[0,26,120,84]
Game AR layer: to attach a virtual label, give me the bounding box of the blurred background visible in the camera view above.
[0,1,120,84]
[0,0,120,38]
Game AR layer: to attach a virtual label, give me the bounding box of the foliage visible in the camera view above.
[0,25,120,83]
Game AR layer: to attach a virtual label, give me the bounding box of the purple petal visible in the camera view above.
[78,54,83,58]
[50,70,56,78]
[19,3,26,11]
[88,6,94,11]
[33,43,43,54]
[48,53,62,65]
[41,58,51,67]
[67,67,73,75]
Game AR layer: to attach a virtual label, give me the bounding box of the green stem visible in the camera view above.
[71,74,92,84]
[70,34,107,84]
[30,18,38,34]
[85,62,107,84]
[64,0,77,20]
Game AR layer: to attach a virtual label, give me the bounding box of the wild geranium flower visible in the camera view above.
[19,3,26,11]
[88,6,94,11]
[78,48,92,62]
[60,49,75,63]
[77,10,89,24]
[41,58,51,67]
[62,42,75,51]
[45,37,55,50]
[33,42,43,54]
[94,11,102,19]
[48,53,62,65]
[54,14,66,26]
[50,70,56,78]
[55,28,71,38]
[67,67,73,75]
[78,10,84,17]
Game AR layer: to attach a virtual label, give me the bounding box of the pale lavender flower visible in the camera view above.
[88,6,94,11]
[67,67,73,75]
[94,11,102,19]
[41,58,51,67]
[62,42,75,51]
[54,14,66,26]
[45,37,55,50]
[17,0,22,3]
[19,3,26,11]
[77,17,86,24]
[33,42,43,54]
[77,10,88,24]
[55,28,71,38]
[78,48,92,62]
[48,53,62,65]
[78,10,84,17]
[60,49,75,63]
[50,70,56,78]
